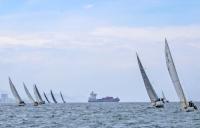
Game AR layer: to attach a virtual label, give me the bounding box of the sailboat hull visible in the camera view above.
[38,101,45,105]
[33,102,39,106]
[18,101,26,106]
[152,101,164,108]
[183,107,197,112]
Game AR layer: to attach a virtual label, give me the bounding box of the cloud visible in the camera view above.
[83,4,94,9]
[0,25,199,69]
[24,0,47,5]
[92,25,200,45]
[0,33,51,48]
[0,25,200,50]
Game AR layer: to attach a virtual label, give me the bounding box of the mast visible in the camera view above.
[165,39,188,108]
[9,77,24,104]
[43,92,50,103]
[162,91,166,100]
[50,90,57,104]
[60,92,66,103]
[23,83,35,103]
[136,54,159,103]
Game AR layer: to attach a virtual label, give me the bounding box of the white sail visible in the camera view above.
[165,39,188,108]
[50,90,57,104]
[137,54,159,103]
[9,77,23,104]
[43,92,50,103]
[60,92,66,103]
[23,83,35,103]
[33,84,44,103]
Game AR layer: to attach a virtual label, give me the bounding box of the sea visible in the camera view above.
[0,102,199,128]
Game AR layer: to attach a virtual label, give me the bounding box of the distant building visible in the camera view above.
[0,93,14,103]
[1,93,8,102]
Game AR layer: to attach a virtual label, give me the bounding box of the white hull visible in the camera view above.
[18,102,26,106]
[152,101,164,108]
[33,102,38,106]
[38,101,45,105]
[18,104,25,106]
[182,107,197,112]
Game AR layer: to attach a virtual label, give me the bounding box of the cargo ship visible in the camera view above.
[88,91,120,102]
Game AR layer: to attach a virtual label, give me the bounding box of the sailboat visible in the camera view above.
[60,91,66,103]
[50,90,58,104]
[136,54,164,108]
[9,77,25,106]
[165,39,197,111]
[43,92,51,103]
[23,83,38,106]
[33,84,45,104]
[162,91,169,103]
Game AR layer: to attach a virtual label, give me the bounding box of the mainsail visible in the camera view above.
[23,83,35,103]
[33,84,44,104]
[165,39,188,108]
[60,91,66,103]
[137,54,159,103]
[43,92,50,103]
[50,90,57,103]
[9,77,24,104]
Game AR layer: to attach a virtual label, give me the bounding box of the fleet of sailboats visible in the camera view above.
[8,77,67,106]
[7,38,198,112]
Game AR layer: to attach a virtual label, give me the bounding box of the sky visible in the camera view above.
[0,0,200,102]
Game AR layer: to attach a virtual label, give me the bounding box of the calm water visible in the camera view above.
[0,102,199,128]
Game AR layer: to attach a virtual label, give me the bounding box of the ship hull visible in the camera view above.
[88,98,120,102]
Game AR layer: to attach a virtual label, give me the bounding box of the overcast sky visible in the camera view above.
[0,0,200,102]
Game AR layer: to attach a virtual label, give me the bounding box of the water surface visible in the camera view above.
[0,102,199,128]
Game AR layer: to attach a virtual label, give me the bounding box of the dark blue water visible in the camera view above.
[0,102,199,128]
